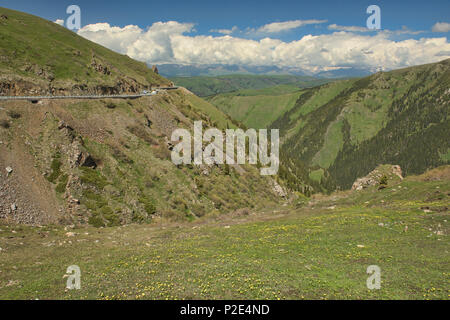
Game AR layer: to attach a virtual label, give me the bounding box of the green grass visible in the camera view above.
[312,120,344,169]
[0,7,169,90]
[207,87,303,128]
[289,80,354,120]
[309,169,324,183]
[184,93,237,129]
[0,173,448,300]
[46,154,62,183]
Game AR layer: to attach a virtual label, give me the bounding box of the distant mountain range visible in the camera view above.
[157,63,373,78]
[170,74,333,97]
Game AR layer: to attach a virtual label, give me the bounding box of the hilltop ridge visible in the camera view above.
[0,7,170,96]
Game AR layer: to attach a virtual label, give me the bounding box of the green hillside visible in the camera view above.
[170,74,332,97]
[0,7,170,95]
[206,85,303,128]
[0,8,283,227]
[270,59,450,191]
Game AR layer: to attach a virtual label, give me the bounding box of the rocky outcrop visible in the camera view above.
[0,77,152,96]
[272,179,287,198]
[352,165,403,191]
[21,64,55,81]
[0,77,48,96]
[90,58,111,75]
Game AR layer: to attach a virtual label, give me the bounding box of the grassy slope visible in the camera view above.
[271,59,450,191]
[0,7,169,91]
[206,85,303,128]
[171,74,332,97]
[0,7,281,226]
[0,89,279,226]
[0,167,448,299]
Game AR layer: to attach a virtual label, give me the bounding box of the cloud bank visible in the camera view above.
[77,21,450,74]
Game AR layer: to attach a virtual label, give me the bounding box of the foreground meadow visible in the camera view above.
[0,172,448,300]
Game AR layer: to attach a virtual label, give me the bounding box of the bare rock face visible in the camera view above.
[0,77,48,96]
[152,65,159,74]
[272,179,287,198]
[391,165,403,180]
[352,165,403,191]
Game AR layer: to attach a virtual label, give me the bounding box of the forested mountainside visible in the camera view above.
[270,59,450,191]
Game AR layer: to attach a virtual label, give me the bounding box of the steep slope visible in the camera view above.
[0,7,170,96]
[170,74,331,97]
[270,59,450,191]
[206,85,304,128]
[0,8,283,226]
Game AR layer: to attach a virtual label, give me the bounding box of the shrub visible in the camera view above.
[378,175,388,190]
[0,119,10,129]
[132,211,151,224]
[139,196,156,215]
[7,110,21,119]
[80,167,108,189]
[88,214,105,228]
[82,189,108,208]
[105,102,116,109]
[101,206,120,226]
[191,204,207,217]
[56,174,69,193]
[46,155,62,183]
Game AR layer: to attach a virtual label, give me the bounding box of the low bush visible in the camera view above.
[46,155,62,183]
[7,110,21,119]
[55,174,69,193]
[0,119,10,128]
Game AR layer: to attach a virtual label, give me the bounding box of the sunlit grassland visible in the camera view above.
[1,176,448,300]
[207,87,303,128]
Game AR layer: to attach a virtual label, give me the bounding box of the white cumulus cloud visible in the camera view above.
[77,21,450,74]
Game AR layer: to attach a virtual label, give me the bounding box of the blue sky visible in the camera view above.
[3,0,449,39]
[2,0,449,73]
